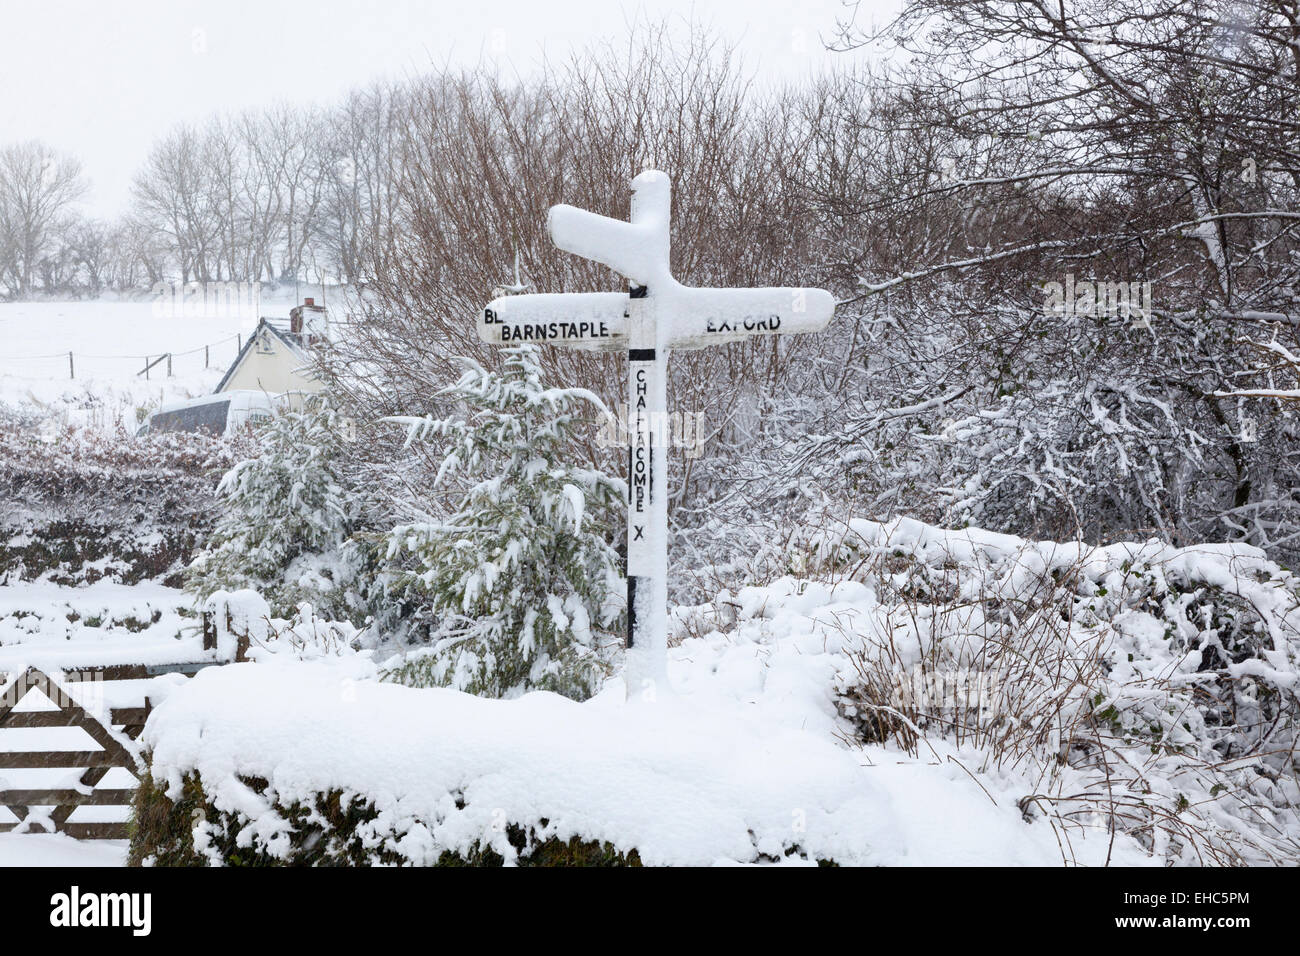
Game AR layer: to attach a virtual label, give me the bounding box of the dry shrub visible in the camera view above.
[810,512,1300,865]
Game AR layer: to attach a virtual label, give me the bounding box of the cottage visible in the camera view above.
[138,300,328,438]
[214,298,328,396]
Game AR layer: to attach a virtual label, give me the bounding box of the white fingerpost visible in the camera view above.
[621,171,671,696]
[477,170,835,698]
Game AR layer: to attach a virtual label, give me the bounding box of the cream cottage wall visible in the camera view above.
[216,319,322,397]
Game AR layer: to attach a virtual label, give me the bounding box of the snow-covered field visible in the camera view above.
[0,301,239,427]
[0,292,322,430]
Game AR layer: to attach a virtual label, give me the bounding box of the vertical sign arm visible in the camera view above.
[620,170,673,696]
[624,282,668,693]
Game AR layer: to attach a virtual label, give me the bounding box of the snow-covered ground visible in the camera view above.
[0,834,126,866]
[2,297,1296,866]
[0,571,1128,867]
[133,516,1299,866]
[0,578,193,653]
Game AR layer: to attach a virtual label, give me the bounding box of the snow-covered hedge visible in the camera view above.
[129,768,642,866]
[787,516,1300,865]
[129,658,900,866]
[0,422,241,585]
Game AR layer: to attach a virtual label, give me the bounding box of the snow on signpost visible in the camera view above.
[478,170,835,696]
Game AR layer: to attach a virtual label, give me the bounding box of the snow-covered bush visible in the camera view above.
[184,396,365,621]
[380,345,624,701]
[203,588,367,665]
[255,602,367,662]
[801,515,1300,865]
[129,657,885,867]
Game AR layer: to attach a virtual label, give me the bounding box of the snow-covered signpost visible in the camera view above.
[478,170,835,693]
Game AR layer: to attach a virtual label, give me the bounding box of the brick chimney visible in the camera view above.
[290,298,328,343]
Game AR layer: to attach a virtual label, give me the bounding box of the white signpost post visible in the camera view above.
[478,170,835,695]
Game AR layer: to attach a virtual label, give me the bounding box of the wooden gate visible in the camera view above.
[0,661,220,839]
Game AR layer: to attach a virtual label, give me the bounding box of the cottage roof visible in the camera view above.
[213,317,312,394]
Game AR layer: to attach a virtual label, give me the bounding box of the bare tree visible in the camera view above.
[63,215,113,295]
[113,214,169,289]
[255,103,329,283]
[318,81,407,286]
[0,140,87,296]
[800,0,1300,553]
[132,125,222,283]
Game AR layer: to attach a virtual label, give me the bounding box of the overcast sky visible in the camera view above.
[0,0,900,218]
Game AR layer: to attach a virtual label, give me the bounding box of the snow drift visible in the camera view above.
[137,653,1149,866]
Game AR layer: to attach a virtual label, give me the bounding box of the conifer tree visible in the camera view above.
[382,345,624,700]
[185,395,361,620]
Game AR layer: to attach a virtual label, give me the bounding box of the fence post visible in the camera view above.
[68,352,74,380]
[144,356,150,381]
[167,353,172,377]
[201,610,216,651]
[205,345,209,369]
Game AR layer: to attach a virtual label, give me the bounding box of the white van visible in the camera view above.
[137,390,278,438]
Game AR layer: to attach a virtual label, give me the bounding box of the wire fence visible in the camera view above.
[0,334,247,381]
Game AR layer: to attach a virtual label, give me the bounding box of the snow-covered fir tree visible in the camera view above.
[382,344,624,701]
[185,395,362,620]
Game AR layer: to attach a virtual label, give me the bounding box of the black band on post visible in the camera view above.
[628,348,656,361]
[626,576,638,647]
